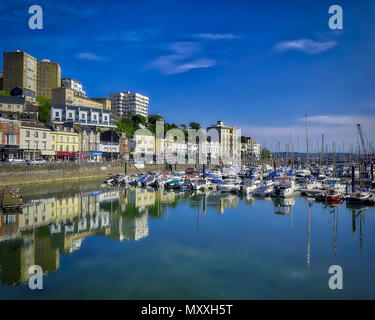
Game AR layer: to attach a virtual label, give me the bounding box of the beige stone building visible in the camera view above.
[0,96,25,117]
[19,123,55,160]
[206,121,240,164]
[37,59,61,98]
[3,50,38,93]
[52,87,111,110]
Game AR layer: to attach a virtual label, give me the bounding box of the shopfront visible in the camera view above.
[56,151,73,161]
[88,151,102,163]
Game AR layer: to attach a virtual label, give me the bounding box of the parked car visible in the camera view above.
[8,158,26,165]
[28,158,47,165]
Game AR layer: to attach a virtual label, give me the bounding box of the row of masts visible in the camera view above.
[263,114,374,165]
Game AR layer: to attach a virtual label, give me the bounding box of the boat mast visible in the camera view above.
[321,133,325,165]
[305,113,309,165]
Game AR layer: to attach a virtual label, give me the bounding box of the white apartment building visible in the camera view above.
[109,91,149,119]
[62,78,87,97]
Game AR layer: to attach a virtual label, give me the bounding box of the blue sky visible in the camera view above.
[1,0,375,151]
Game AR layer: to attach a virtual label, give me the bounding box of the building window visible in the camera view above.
[26,140,30,149]
[34,141,38,149]
[26,130,30,137]
[72,145,75,152]
[66,137,69,143]
[60,145,63,151]
[43,132,46,138]
[7,134,16,145]
[66,145,69,151]
[34,132,38,138]
[42,142,46,150]
[60,136,63,142]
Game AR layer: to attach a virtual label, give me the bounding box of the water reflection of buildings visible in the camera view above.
[1,189,372,287]
[0,188,145,287]
[206,192,239,214]
[0,187,249,286]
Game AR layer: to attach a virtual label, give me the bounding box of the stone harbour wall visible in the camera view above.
[0,163,190,187]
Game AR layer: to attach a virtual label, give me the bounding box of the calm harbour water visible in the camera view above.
[0,180,374,299]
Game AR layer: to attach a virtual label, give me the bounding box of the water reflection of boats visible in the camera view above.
[272,197,295,215]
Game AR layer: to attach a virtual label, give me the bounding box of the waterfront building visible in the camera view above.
[61,78,86,97]
[51,87,114,128]
[129,132,155,161]
[119,132,130,160]
[241,136,260,160]
[37,59,61,98]
[48,124,80,160]
[206,121,240,164]
[109,91,149,119]
[19,123,55,160]
[0,117,20,161]
[99,130,120,160]
[3,50,38,93]
[51,104,114,128]
[74,124,101,161]
[51,87,111,110]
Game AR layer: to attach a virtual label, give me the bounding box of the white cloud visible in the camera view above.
[192,33,242,40]
[148,42,216,75]
[274,39,337,54]
[77,52,106,61]
[300,115,373,126]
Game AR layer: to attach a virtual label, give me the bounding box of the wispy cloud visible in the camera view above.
[96,29,159,42]
[274,39,337,54]
[148,42,216,75]
[300,115,367,126]
[77,52,106,61]
[192,33,242,40]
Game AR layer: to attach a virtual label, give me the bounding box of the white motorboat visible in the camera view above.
[347,190,371,204]
[272,178,298,197]
[323,180,347,193]
[239,179,259,195]
[303,179,322,190]
[192,178,212,190]
[253,185,274,197]
[217,179,240,193]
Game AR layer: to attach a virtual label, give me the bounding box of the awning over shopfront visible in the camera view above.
[91,151,103,156]
[57,152,72,156]
[41,150,55,156]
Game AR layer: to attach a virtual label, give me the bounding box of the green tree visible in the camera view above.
[189,122,201,130]
[179,124,186,130]
[261,147,272,159]
[131,114,146,126]
[116,116,136,137]
[36,96,52,124]
[147,114,163,134]
[0,92,11,96]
